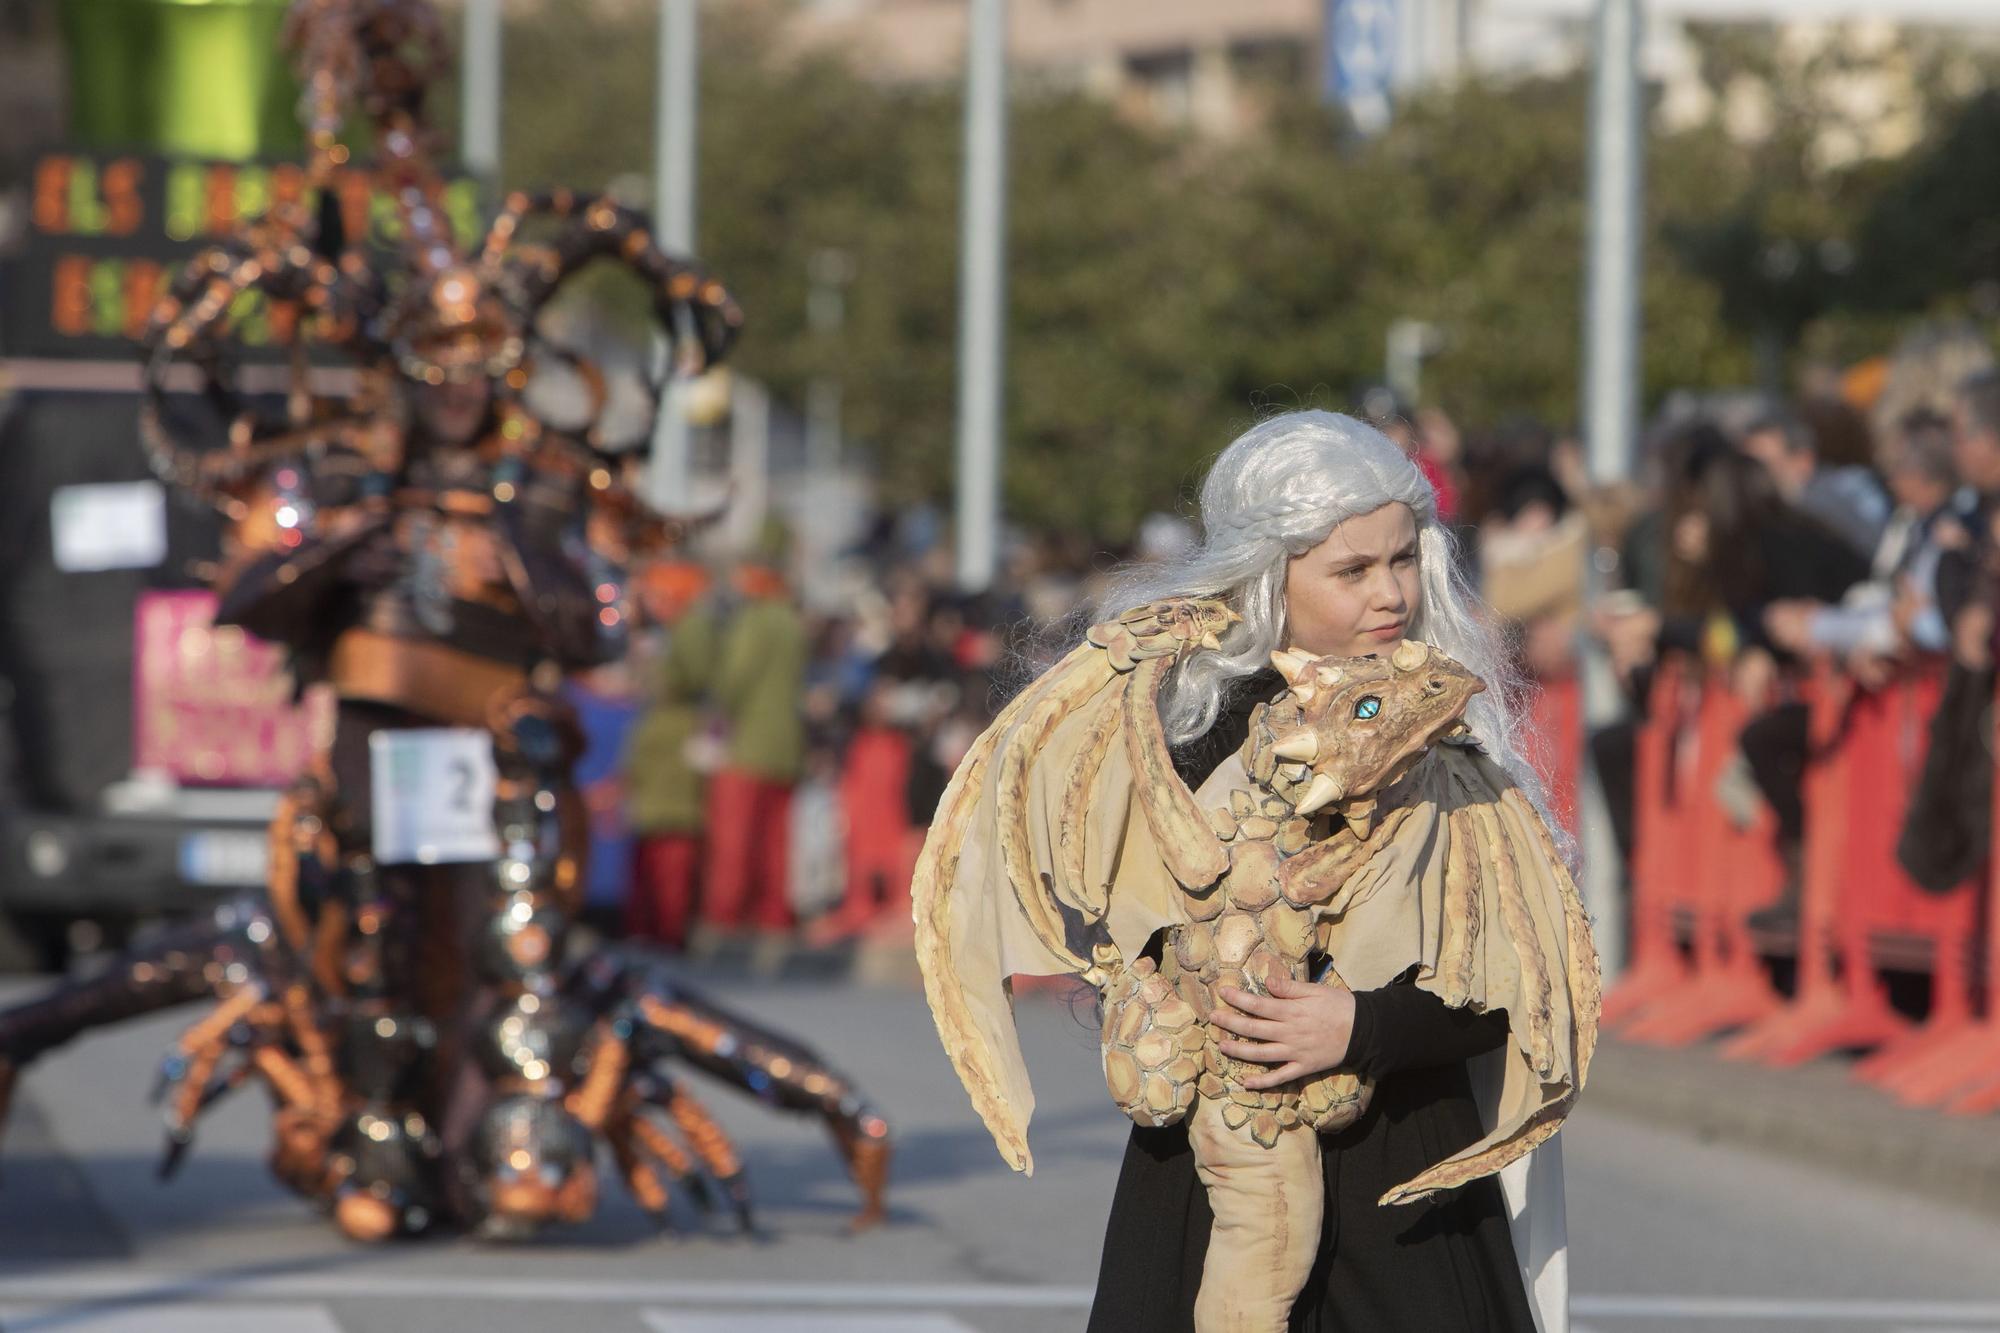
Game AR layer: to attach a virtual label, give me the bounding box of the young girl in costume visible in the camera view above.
[914,410,1596,1333]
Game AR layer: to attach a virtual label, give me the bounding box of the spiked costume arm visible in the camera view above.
[912,599,1236,1173]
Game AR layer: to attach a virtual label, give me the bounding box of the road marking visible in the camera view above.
[4,1277,1998,1324]
[641,1312,975,1333]
[0,1305,341,1333]
[1573,1295,2000,1323]
[0,1273,1095,1310]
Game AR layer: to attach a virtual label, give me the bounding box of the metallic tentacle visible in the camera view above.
[0,902,278,1073]
[479,190,744,374]
[603,1108,670,1223]
[660,1083,752,1231]
[617,970,891,1228]
[140,234,377,507]
[624,1075,712,1213]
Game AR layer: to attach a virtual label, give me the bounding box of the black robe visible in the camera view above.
[1086,670,1538,1333]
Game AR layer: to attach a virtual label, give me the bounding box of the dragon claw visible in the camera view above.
[158,1126,194,1180]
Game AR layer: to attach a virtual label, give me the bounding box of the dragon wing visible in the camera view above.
[912,599,1235,1174]
[1321,744,1601,1206]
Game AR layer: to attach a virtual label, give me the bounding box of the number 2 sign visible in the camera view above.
[368,728,501,866]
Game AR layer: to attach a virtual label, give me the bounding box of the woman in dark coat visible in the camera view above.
[1072,411,1575,1331]
[1087,669,1537,1333]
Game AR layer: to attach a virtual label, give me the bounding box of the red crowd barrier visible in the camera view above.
[1526,673,1582,840]
[1600,659,1694,1028]
[1857,671,2000,1113]
[1623,670,1787,1046]
[1607,658,1999,1098]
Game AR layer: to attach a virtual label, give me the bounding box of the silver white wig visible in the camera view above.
[1100,409,1545,808]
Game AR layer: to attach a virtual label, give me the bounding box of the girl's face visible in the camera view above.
[1284,502,1421,659]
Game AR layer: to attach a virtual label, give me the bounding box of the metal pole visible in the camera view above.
[954,0,1008,594]
[807,248,852,477]
[460,0,502,179]
[729,376,770,549]
[1577,0,1644,980]
[648,0,699,510]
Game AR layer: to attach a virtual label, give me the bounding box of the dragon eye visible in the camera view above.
[1354,696,1382,720]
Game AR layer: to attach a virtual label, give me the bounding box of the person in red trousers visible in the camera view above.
[820,681,915,937]
[622,563,714,949]
[694,524,810,942]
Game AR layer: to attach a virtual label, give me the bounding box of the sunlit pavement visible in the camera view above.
[3,976,1998,1333]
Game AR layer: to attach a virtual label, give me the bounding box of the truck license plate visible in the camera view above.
[178,830,269,886]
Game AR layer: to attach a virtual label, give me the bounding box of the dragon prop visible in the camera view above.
[0,0,889,1242]
[914,600,1599,1330]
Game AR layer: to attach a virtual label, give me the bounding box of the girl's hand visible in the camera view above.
[1210,976,1356,1091]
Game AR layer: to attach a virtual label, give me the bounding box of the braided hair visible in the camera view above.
[1096,410,1551,828]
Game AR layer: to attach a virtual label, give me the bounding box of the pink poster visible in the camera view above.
[133,590,332,786]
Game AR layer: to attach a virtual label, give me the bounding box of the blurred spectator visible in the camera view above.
[1738,404,1890,560]
[789,742,847,924]
[1659,448,1868,866]
[1661,445,1869,682]
[623,591,714,950]
[1760,409,1960,683]
[1480,464,1585,682]
[1602,421,1735,664]
[694,519,810,942]
[1900,374,2000,893]
[1360,387,1461,521]
[1587,422,1734,864]
[566,664,644,939]
[816,680,915,940]
[1937,372,2000,670]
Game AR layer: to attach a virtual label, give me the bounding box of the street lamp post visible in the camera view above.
[1577,0,1645,979]
[460,0,502,181]
[648,0,700,511]
[807,247,854,477]
[954,0,1008,594]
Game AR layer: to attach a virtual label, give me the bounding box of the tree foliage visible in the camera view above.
[491,3,1998,538]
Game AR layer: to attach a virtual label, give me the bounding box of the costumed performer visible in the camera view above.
[913,409,1598,1333]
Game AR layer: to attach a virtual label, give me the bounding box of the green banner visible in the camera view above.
[60,0,303,162]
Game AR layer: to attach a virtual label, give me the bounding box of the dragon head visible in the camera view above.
[1250,639,1485,835]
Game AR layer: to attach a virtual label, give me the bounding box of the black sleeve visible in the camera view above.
[1342,979,1509,1082]
[491,489,605,669]
[1654,612,1706,657]
[1168,667,1282,790]
[211,513,392,642]
[1937,546,1979,624]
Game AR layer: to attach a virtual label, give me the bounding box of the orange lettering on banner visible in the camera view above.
[33,156,68,233]
[123,260,163,339]
[205,165,237,235]
[51,255,91,335]
[272,163,305,214]
[103,158,143,235]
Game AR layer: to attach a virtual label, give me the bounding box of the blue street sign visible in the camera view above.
[1324,0,1397,133]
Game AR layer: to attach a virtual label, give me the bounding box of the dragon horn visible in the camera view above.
[1270,732,1318,762]
[1294,772,1344,816]
[1269,649,1315,685]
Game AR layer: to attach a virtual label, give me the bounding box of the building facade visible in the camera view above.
[784,0,1999,142]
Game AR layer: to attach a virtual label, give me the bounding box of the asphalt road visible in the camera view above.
[2,974,1999,1333]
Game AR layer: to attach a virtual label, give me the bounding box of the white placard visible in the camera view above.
[369,728,500,865]
[50,481,167,572]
